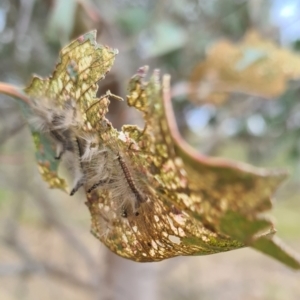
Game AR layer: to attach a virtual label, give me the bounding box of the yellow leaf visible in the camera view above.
[24,30,118,190]
[190,31,300,104]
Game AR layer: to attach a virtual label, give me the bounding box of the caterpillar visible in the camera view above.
[29,98,85,195]
[85,143,147,217]
[116,153,146,211]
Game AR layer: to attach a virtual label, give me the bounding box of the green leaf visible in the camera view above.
[142,21,187,58]
[117,8,150,35]
[46,0,77,44]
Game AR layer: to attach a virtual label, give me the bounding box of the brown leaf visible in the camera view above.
[17,31,300,268]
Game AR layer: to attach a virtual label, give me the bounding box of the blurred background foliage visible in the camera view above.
[0,0,300,299]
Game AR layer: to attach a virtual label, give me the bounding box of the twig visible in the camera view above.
[41,261,96,291]
[14,0,35,43]
[0,260,96,291]
[0,82,31,105]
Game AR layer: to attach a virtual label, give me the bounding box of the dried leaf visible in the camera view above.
[190,31,300,104]
[16,31,300,268]
[24,30,118,191]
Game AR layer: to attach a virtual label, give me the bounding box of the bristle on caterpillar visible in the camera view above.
[79,134,101,162]
[85,146,146,216]
[96,208,115,239]
[69,137,85,195]
[85,147,114,192]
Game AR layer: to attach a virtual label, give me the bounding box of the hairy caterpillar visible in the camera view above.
[75,118,147,216]
[83,142,147,216]
[29,98,85,195]
[116,153,146,212]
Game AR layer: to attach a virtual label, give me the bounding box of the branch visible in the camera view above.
[0,121,25,145]
[27,187,98,274]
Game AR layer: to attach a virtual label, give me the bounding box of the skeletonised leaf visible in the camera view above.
[189,30,300,104]
[8,30,300,268]
[24,30,118,191]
